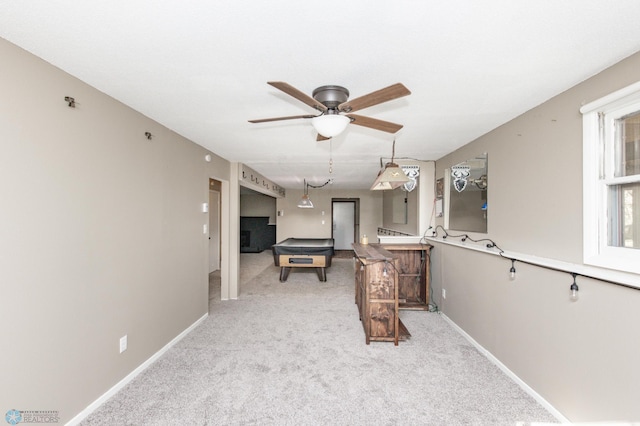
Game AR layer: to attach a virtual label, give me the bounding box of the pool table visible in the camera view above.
[271,238,335,282]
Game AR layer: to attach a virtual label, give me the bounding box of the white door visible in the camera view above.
[209,190,220,272]
[333,202,355,250]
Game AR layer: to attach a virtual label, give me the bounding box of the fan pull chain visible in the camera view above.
[329,138,333,174]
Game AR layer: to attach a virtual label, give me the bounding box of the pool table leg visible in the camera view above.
[279,267,291,282]
[279,266,327,282]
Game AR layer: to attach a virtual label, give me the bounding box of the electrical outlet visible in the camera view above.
[119,335,128,353]
[442,289,446,300]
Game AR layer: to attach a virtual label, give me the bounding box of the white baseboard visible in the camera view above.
[66,313,209,426]
[439,313,570,424]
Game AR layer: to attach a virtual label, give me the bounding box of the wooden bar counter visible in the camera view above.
[352,243,410,345]
[379,243,432,310]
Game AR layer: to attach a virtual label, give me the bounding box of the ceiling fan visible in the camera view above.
[249,82,411,140]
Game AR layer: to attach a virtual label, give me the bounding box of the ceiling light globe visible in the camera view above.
[311,115,350,138]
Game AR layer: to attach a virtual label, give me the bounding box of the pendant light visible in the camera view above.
[370,139,410,190]
[297,179,314,208]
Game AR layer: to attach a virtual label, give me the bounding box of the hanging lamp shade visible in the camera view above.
[297,193,314,208]
[370,162,410,190]
[370,139,409,190]
[297,179,314,208]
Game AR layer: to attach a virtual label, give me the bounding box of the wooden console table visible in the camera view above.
[352,243,410,345]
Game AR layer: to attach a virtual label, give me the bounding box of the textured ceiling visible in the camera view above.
[2,1,640,189]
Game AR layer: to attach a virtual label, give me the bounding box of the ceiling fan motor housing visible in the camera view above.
[312,85,349,110]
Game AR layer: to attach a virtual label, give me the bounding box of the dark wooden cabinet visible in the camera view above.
[380,243,432,310]
[353,243,410,345]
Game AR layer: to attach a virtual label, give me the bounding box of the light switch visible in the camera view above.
[202,202,209,213]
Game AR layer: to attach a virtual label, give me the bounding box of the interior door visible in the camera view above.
[332,201,355,250]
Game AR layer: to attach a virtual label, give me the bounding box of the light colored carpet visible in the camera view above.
[81,252,558,425]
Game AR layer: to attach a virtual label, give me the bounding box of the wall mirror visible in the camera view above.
[445,153,488,233]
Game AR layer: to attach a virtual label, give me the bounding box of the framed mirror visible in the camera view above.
[445,153,488,233]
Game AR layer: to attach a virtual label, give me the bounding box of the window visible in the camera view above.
[582,82,640,274]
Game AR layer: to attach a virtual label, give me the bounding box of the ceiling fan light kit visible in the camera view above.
[311,114,351,138]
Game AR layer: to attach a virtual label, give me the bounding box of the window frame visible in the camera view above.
[582,81,640,275]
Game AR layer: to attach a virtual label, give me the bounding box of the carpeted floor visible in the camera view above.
[81,252,558,425]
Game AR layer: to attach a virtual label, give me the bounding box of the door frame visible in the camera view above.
[209,188,221,272]
[331,198,360,249]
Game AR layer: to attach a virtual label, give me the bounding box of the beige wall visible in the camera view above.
[276,189,383,242]
[240,192,277,224]
[382,187,415,233]
[0,38,234,424]
[382,160,435,236]
[432,51,640,421]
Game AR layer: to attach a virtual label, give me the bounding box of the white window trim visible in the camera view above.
[581,81,640,275]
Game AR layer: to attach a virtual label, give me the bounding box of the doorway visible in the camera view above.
[209,179,222,272]
[332,199,359,250]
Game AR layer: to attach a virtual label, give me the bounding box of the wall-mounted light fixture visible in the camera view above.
[371,139,410,190]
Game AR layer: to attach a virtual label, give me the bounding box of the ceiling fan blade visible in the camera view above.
[267,82,328,112]
[346,114,403,133]
[316,134,330,142]
[339,83,411,113]
[248,114,316,123]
